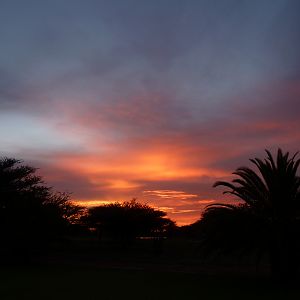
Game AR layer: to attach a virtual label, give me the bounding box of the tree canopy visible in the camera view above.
[85,199,176,240]
[0,157,82,244]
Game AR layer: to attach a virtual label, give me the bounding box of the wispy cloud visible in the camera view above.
[143,190,198,200]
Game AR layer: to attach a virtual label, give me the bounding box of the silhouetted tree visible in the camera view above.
[85,199,175,243]
[0,157,82,248]
[200,149,300,281]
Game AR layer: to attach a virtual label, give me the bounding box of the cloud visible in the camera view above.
[143,190,198,200]
[1,0,300,224]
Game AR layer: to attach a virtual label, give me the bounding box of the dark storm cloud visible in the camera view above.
[1,0,299,113]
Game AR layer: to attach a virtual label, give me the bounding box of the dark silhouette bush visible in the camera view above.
[84,199,176,243]
[0,157,82,251]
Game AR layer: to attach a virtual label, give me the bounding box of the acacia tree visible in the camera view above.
[85,199,176,242]
[0,157,82,245]
[200,149,300,281]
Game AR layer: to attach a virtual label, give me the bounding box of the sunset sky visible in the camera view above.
[1,0,300,225]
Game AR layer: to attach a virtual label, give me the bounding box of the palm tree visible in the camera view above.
[201,149,300,281]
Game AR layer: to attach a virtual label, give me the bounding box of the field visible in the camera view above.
[0,238,299,299]
[0,264,299,299]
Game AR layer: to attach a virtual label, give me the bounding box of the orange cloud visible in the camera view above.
[73,199,113,207]
[143,190,198,199]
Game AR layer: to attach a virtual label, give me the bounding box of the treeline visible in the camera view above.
[2,148,300,282]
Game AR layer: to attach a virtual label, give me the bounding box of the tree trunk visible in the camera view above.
[269,223,298,283]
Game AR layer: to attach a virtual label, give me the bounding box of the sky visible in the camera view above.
[1,0,300,225]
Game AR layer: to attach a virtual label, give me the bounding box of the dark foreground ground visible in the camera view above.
[0,238,299,299]
[1,265,299,300]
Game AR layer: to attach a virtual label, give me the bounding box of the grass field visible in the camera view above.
[0,264,299,300]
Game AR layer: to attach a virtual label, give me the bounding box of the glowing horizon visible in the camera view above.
[72,197,218,226]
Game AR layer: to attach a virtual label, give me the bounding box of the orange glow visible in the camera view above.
[143,190,198,199]
[106,180,141,189]
[54,151,227,182]
[43,145,229,225]
[72,199,114,207]
[89,178,141,190]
